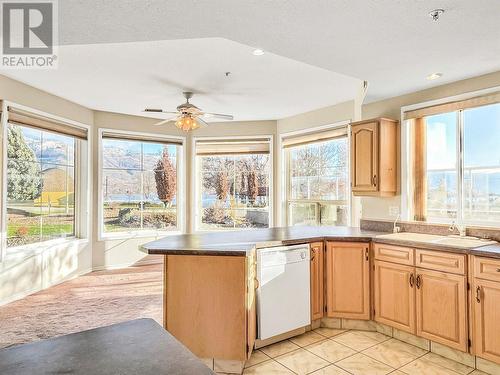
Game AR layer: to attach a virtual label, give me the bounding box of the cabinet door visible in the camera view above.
[326,242,370,319]
[416,269,467,351]
[310,242,324,321]
[474,279,500,363]
[374,260,415,333]
[351,121,378,192]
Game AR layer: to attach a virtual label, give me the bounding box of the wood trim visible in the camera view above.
[473,256,500,282]
[373,243,415,265]
[412,117,427,221]
[473,278,500,363]
[310,242,324,321]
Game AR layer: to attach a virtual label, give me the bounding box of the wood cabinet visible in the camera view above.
[350,118,398,197]
[310,242,324,321]
[473,256,500,363]
[416,268,467,351]
[326,242,370,319]
[374,260,415,333]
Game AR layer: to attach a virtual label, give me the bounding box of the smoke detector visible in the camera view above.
[429,9,445,21]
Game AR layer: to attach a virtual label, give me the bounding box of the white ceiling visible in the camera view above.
[1,39,361,121]
[2,0,500,120]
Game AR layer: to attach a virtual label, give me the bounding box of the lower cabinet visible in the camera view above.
[416,268,467,351]
[374,260,415,333]
[473,256,500,363]
[326,242,370,319]
[310,242,324,321]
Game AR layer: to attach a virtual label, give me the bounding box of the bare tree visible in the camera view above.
[215,171,229,201]
[247,170,258,204]
[154,150,177,207]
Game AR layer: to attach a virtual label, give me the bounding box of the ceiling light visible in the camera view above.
[426,72,443,80]
[175,114,200,132]
[429,9,444,21]
[252,49,265,56]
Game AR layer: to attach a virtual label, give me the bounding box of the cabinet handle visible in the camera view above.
[365,248,369,261]
[409,273,415,288]
[255,278,260,289]
[372,175,377,186]
[476,286,481,303]
[416,274,422,289]
[311,249,316,262]
[496,268,500,272]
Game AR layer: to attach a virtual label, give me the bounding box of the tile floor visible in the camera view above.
[234,328,490,375]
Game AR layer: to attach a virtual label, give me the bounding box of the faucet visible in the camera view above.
[393,214,401,233]
[449,221,466,237]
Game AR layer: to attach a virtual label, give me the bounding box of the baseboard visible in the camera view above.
[91,257,163,272]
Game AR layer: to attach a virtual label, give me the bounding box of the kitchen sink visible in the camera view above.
[376,232,496,249]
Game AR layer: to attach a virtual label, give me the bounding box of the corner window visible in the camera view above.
[100,133,182,236]
[195,138,271,231]
[6,124,76,247]
[284,128,350,226]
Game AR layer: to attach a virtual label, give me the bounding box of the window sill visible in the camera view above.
[98,230,182,242]
[2,237,89,265]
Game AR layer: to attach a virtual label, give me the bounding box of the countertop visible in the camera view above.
[0,319,214,375]
[141,226,500,259]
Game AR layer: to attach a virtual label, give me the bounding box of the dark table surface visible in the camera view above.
[0,318,215,375]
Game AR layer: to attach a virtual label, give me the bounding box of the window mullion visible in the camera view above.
[457,110,464,224]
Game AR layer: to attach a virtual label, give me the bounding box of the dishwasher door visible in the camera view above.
[256,245,311,340]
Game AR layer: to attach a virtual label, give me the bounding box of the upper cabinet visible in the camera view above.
[350,118,398,197]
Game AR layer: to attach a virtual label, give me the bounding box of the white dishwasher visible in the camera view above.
[256,244,311,340]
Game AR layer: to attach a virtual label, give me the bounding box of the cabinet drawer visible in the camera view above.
[474,256,500,282]
[415,250,465,275]
[373,243,414,265]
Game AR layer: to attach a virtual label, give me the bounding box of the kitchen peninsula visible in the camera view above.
[141,226,500,374]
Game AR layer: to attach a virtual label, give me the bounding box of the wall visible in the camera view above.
[361,70,500,220]
[0,75,94,304]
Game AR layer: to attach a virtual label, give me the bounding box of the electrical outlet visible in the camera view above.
[389,206,400,217]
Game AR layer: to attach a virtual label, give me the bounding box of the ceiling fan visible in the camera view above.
[144,92,234,131]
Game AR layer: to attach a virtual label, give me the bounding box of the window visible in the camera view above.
[195,139,271,230]
[410,100,500,225]
[101,134,181,235]
[284,129,350,226]
[6,125,76,247]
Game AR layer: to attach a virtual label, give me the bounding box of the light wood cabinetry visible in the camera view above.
[374,260,416,333]
[310,242,324,321]
[374,243,414,265]
[473,256,500,363]
[326,242,370,319]
[416,268,467,351]
[350,118,398,197]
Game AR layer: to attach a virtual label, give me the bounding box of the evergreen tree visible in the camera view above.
[154,149,177,207]
[7,126,42,201]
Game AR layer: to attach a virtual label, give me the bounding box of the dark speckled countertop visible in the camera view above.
[141,226,500,259]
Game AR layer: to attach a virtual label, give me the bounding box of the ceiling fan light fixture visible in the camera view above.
[175,114,200,132]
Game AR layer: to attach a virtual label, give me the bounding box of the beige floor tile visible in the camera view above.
[357,330,391,342]
[469,370,490,375]
[431,342,475,368]
[314,327,347,338]
[260,340,300,358]
[305,339,356,363]
[336,353,394,375]
[333,331,388,351]
[245,350,271,368]
[476,357,500,375]
[310,364,351,374]
[289,331,326,347]
[421,353,474,375]
[399,356,469,375]
[362,338,427,368]
[243,360,294,374]
[275,348,330,375]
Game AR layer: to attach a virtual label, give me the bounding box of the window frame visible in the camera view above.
[401,86,500,227]
[97,128,186,240]
[191,135,274,233]
[280,121,352,227]
[0,101,91,262]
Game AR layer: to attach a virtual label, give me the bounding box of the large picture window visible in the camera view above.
[101,134,181,235]
[6,124,76,247]
[195,139,271,230]
[284,128,350,226]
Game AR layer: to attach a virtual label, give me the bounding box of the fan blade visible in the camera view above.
[202,112,234,120]
[153,118,176,126]
[195,117,209,128]
[144,108,179,114]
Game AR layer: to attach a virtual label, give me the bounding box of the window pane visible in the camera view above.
[425,112,458,220]
[288,202,318,226]
[101,138,179,234]
[197,152,270,230]
[320,203,349,226]
[463,103,500,222]
[6,125,77,247]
